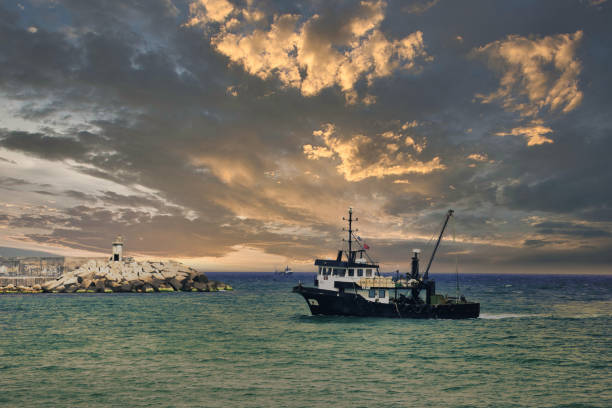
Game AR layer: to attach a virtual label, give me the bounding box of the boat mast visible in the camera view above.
[423,209,454,280]
[348,208,352,260]
[343,208,357,263]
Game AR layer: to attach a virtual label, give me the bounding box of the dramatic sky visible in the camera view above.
[1,0,611,273]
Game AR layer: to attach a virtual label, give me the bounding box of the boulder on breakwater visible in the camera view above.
[0,283,43,294]
[0,260,232,293]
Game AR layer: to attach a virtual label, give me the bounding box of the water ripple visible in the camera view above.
[0,273,610,408]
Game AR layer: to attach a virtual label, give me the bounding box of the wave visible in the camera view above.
[480,300,612,320]
[551,300,612,319]
[479,313,541,319]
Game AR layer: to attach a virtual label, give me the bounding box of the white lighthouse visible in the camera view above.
[111,236,124,262]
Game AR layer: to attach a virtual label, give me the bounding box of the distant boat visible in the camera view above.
[274,265,293,276]
[293,208,480,319]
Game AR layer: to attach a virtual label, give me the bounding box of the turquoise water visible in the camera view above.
[1,273,611,407]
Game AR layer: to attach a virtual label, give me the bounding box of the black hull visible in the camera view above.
[293,285,479,319]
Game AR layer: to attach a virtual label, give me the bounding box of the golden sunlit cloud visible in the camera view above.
[190,156,256,186]
[404,136,426,153]
[186,0,429,104]
[467,153,489,162]
[467,152,494,167]
[475,30,583,147]
[496,124,554,146]
[186,0,234,25]
[401,120,420,129]
[475,30,583,117]
[303,123,445,182]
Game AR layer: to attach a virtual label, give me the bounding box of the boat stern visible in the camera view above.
[433,301,480,319]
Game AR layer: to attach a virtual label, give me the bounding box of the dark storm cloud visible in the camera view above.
[0,130,97,161]
[33,190,57,196]
[533,221,611,238]
[0,177,31,188]
[0,177,53,192]
[0,0,610,272]
[0,6,79,90]
[63,190,97,202]
[523,239,550,248]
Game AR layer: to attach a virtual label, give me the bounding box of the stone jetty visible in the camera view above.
[0,259,231,294]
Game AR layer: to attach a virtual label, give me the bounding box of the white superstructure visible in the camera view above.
[315,264,392,303]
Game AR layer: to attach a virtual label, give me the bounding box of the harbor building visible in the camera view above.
[0,256,65,286]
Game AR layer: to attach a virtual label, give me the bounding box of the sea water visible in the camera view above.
[1,273,610,408]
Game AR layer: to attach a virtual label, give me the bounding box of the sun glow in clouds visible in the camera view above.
[186,0,429,104]
[475,31,584,146]
[303,124,445,182]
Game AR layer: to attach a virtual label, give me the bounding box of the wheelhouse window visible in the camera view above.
[348,269,354,277]
[339,269,346,277]
[366,269,372,277]
[357,269,363,277]
[369,289,376,298]
[379,289,386,298]
[318,267,322,275]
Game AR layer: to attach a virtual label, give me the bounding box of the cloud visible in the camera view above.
[0,130,105,161]
[404,135,426,153]
[0,177,30,188]
[3,202,335,260]
[475,30,583,117]
[401,120,420,130]
[474,31,584,147]
[523,239,551,248]
[64,190,97,202]
[383,192,433,215]
[187,0,429,103]
[495,124,554,146]
[467,153,489,162]
[186,0,235,25]
[302,144,334,160]
[402,0,440,14]
[533,221,611,238]
[303,123,445,182]
[0,156,17,164]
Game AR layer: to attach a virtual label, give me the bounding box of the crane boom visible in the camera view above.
[423,209,454,280]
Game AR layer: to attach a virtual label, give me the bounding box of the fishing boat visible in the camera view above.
[293,208,479,319]
[274,265,293,276]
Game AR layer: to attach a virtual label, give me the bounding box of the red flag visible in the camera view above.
[363,243,370,250]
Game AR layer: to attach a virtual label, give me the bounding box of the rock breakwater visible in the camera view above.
[0,260,231,293]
